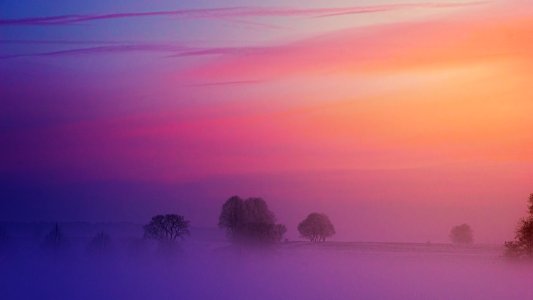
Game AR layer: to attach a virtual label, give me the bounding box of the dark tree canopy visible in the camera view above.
[449,224,473,245]
[218,196,286,243]
[506,194,533,258]
[143,214,190,242]
[218,196,246,236]
[298,213,335,242]
[505,218,533,258]
[243,197,276,225]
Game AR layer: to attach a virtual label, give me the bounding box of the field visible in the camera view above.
[0,223,530,300]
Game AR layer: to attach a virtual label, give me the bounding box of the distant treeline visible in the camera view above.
[0,195,336,255]
[2,193,532,259]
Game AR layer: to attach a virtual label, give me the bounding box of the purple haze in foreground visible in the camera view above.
[0,224,529,300]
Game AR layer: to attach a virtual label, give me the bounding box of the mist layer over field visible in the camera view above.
[0,225,530,300]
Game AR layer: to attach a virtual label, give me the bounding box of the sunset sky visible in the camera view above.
[1,0,532,243]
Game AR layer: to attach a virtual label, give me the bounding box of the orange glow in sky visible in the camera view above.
[1,0,532,241]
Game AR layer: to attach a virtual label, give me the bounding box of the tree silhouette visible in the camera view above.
[218,196,286,243]
[218,196,246,237]
[505,194,533,258]
[272,224,287,242]
[449,224,473,245]
[42,223,67,250]
[528,193,533,215]
[297,213,335,242]
[143,214,190,242]
[87,231,112,254]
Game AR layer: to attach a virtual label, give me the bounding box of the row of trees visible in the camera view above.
[0,196,484,251]
[138,196,336,245]
[218,196,335,244]
[0,223,115,254]
[3,219,180,253]
[41,224,113,254]
[0,199,335,255]
[141,192,533,260]
[22,193,533,252]
[448,194,533,256]
[0,216,472,251]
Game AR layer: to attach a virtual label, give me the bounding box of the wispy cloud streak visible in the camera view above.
[0,2,487,26]
[184,80,265,87]
[174,46,272,57]
[0,39,132,45]
[0,44,188,59]
[314,1,488,17]
[0,43,280,59]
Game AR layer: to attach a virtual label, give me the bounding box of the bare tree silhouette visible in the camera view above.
[42,223,67,250]
[143,214,190,243]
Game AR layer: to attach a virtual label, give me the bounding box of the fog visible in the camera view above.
[1,223,531,300]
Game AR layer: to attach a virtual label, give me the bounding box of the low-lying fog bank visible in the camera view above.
[1,228,531,300]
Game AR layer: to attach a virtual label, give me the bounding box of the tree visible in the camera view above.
[505,194,533,258]
[505,218,533,258]
[143,214,190,243]
[87,231,112,254]
[218,196,286,243]
[528,193,533,215]
[272,224,287,243]
[449,224,473,245]
[242,197,275,225]
[42,223,67,250]
[297,213,335,242]
[218,196,246,237]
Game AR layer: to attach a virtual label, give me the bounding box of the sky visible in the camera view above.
[1,0,532,243]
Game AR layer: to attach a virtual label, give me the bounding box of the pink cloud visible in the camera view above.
[176,11,533,84]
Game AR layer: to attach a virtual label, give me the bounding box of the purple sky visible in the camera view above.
[1,0,532,243]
